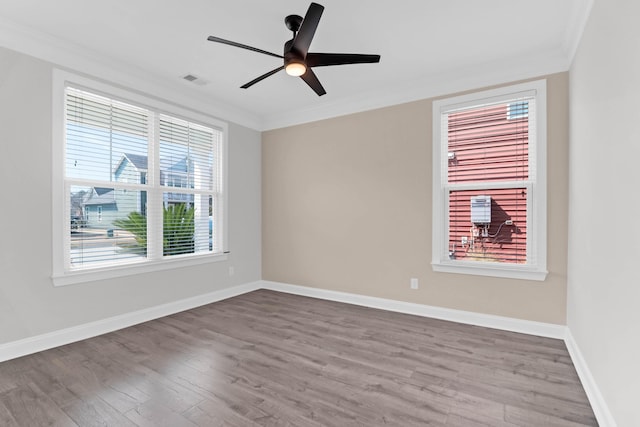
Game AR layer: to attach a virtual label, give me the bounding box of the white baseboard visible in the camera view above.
[260,280,566,339]
[564,329,617,427]
[0,281,261,363]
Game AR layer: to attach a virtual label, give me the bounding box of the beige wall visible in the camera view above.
[263,72,569,324]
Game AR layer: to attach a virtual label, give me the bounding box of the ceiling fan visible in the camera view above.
[207,2,381,96]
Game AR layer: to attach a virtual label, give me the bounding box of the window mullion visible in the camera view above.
[147,112,163,261]
[446,180,532,192]
[443,188,452,261]
[65,179,149,193]
[525,181,535,265]
[63,181,72,270]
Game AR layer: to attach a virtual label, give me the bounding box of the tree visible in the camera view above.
[70,189,88,216]
[114,211,147,252]
[163,203,195,255]
[114,204,195,256]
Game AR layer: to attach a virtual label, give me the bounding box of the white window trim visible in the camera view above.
[52,69,229,287]
[431,79,547,281]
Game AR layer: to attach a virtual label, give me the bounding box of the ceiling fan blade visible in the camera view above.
[207,36,283,59]
[306,53,381,68]
[291,2,324,58]
[300,68,326,96]
[240,66,285,89]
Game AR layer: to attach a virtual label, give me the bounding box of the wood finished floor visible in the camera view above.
[0,290,596,426]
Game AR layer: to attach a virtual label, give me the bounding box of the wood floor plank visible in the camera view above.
[124,399,198,427]
[0,399,21,427]
[504,404,597,427]
[453,362,596,425]
[0,382,78,427]
[0,289,597,426]
[182,402,262,427]
[448,390,507,422]
[60,393,138,427]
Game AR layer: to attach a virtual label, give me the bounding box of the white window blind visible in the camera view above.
[62,86,225,274]
[158,115,223,255]
[445,96,534,265]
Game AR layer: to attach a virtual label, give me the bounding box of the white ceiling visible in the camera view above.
[0,0,592,130]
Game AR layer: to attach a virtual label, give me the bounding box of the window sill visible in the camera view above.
[432,260,548,281]
[52,253,228,287]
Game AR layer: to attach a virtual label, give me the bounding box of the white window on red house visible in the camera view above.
[432,80,547,281]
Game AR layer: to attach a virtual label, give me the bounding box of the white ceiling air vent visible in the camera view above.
[182,74,208,86]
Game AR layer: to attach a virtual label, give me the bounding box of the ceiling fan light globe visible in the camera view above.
[285,62,307,77]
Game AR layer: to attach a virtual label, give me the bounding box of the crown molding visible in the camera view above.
[0,3,590,133]
[261,49,570,130]
[0,16,264,131]
[563,0,595,66]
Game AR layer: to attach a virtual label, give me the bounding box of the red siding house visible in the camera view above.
[447,102,529,263]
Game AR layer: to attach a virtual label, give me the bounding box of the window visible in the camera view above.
[507,101,529,120]
[52,71,228,285]
[432,80,547,280]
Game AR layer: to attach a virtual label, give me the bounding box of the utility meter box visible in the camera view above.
[471,195,491,224]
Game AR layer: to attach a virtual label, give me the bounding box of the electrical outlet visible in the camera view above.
[228,266,235,276]
[410,278,419,290]
[505,219,513,225]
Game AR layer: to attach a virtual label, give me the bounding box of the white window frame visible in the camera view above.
[52,70,229,286]
[431,80,547,281]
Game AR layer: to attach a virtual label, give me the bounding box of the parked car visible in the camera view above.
[70,215,86,230]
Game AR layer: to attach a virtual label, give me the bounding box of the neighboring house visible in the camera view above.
[114,152,194,208]
[81,153,195,229]
[113,153,148,216]
[82,187,117,228]
[160,155,194,207]
[114,153,148,184]
[447,102,529,263]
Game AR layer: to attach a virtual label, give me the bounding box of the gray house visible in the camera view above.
[82,187,117,228]
[113,153,149,216]
[114,153,148,184]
